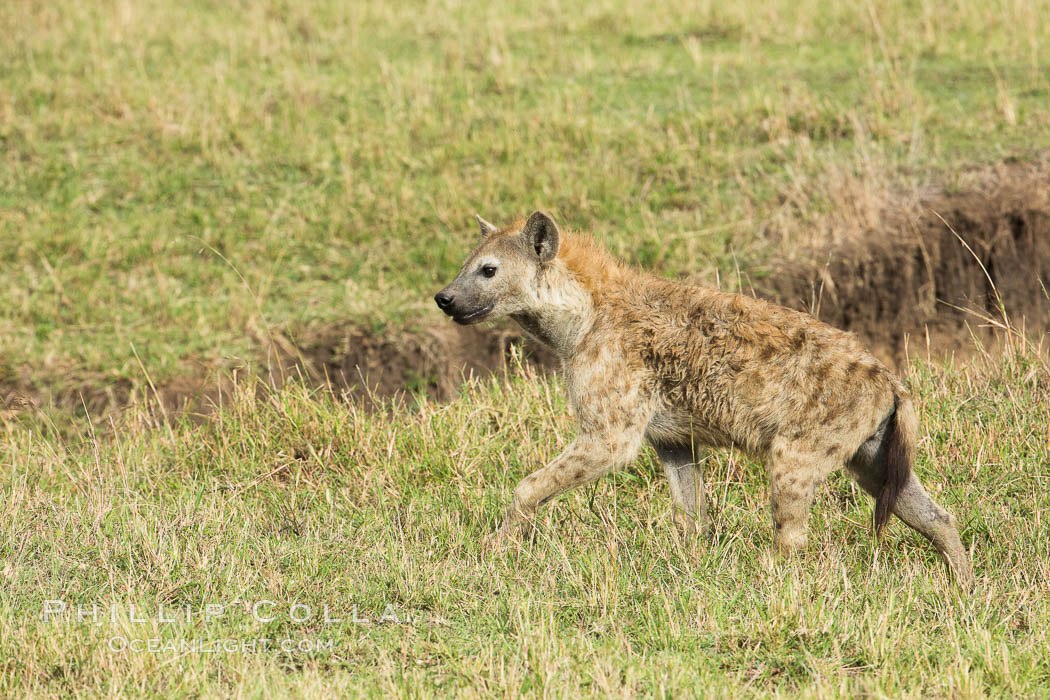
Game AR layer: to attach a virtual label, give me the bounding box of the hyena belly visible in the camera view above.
[645,402,757,453]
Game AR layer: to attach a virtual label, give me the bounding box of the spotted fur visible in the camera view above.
[435,211,973,586]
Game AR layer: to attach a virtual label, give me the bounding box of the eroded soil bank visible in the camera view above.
[763,158,1050,365]
[3,160,1048,420]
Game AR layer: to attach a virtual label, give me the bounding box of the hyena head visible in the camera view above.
[434,211,560,325]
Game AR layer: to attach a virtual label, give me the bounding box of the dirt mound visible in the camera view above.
[0,324,555,422]
[284,323,556,405]
[140,323,556,415]
[763,160,1050,364]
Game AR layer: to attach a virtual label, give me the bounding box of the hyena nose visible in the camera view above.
[434,291,455,311]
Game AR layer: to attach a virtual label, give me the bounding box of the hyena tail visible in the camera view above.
[873,394,916,536]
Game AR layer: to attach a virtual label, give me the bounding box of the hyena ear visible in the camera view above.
[522,211,560,262]
[475,214,499,238]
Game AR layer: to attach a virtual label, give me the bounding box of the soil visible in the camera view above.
[760,159,1050,365]
[283,323,556,405]
[2,159,1047,420]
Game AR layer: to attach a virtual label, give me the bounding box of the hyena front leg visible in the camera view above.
[654,445,708,536]
[768,439,840,553]
[490,428,647,545]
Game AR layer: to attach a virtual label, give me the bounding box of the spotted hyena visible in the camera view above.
[434,211,973,585]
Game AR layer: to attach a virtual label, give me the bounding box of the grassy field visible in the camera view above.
[3,0,1050,408]
[3,353,1049,696]
[3,0,1050,696]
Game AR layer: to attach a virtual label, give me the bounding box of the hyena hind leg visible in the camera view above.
[768,440,840,554]
[654,445,708,536]
[848,429,974,587]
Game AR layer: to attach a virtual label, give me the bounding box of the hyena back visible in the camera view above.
[434,211,973,586]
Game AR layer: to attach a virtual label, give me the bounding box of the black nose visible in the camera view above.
[434,292,454,311]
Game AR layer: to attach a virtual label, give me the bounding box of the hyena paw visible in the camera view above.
[673,510,714,542]
[773,529,809,554]
[672,510,698,536]
[481,528,513,554]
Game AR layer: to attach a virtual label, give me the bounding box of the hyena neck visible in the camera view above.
[511,234,621,357]
[511,264,595,357]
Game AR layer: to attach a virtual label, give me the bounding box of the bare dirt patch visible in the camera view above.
[281,323,556,404]
[761,158,1050,365]
[0,324,556,422]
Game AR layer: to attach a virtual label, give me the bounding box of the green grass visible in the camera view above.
[4,0,1050,695]
[2,352,1048,696]
[2,0,1050,403]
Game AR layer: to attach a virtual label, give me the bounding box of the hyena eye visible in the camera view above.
[481,265,497,278]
